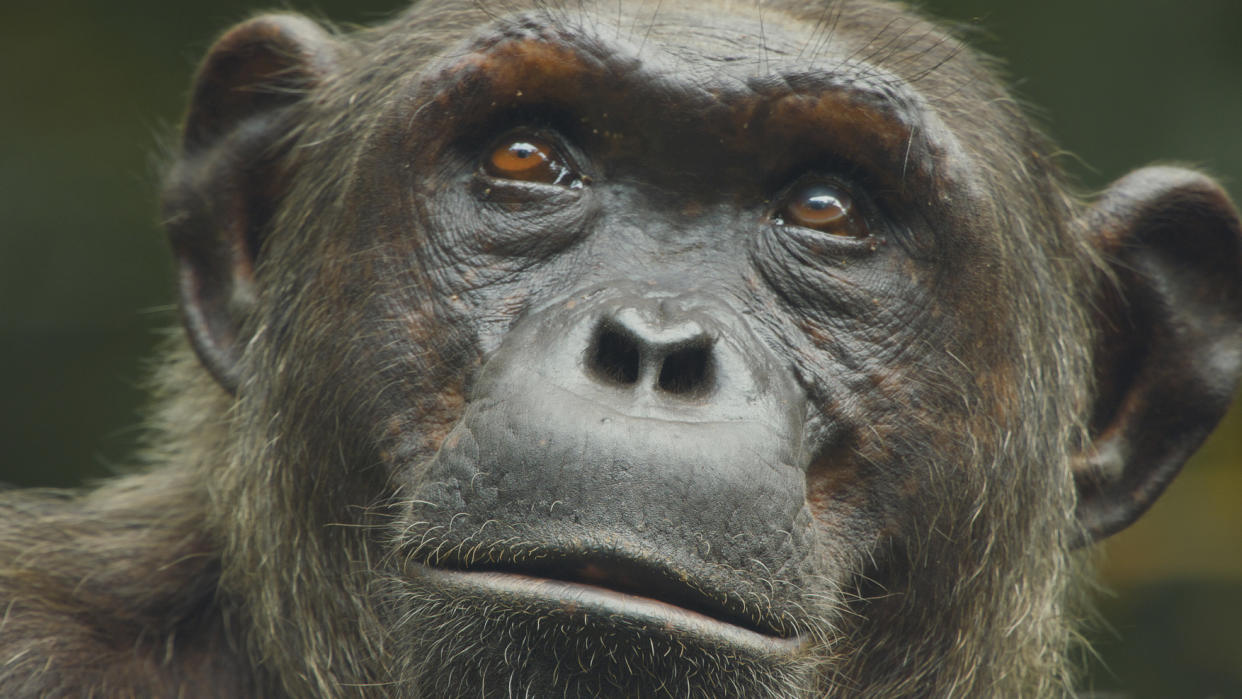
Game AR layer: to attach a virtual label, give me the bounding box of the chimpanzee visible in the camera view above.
[1,0,1239,696]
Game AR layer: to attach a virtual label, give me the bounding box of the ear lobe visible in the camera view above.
[1074,166,1242,545]
[162,15,340,392]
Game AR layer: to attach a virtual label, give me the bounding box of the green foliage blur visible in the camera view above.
[1,0,1238,695]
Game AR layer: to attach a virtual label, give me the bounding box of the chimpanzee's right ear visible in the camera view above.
[162,15,340,393]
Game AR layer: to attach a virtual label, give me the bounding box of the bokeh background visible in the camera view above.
[2,0,1238,695]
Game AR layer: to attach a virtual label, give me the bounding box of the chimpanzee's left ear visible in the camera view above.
[1074,166,1242,545]
[162,15,341,393]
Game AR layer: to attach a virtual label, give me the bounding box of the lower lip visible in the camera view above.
[414,567,805,657]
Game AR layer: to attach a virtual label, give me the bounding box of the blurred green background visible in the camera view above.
[1,1,1238,695]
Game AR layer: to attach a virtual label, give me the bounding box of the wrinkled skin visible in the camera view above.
[1,1,1240,697]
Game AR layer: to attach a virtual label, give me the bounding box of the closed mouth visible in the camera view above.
[413,558,803,656]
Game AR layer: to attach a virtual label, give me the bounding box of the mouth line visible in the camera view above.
[414,566,804,656]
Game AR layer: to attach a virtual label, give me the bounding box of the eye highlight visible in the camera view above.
[777,182,868,238]
[485,135,578,187]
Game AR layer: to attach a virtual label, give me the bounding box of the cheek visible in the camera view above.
[290,255,479,441]
[798,351,1000,549]
[806,456,866,525]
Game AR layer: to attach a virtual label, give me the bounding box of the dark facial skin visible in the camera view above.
[0,1,1239,697]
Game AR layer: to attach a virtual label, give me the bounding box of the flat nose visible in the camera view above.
[469,284,804,429]
[585,306,716,399]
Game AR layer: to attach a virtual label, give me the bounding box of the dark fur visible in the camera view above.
[2,1,1239,697]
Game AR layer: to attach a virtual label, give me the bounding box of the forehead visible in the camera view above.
[412,0,965,79]
[442,1,903,87]
[580,1,839,74]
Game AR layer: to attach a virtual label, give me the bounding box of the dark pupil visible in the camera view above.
[512,142,539,159]
[805,191,839,211]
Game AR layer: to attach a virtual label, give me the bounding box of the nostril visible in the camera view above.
[586,311,716,397]
[589,323,641,386]
[657,343,713,396]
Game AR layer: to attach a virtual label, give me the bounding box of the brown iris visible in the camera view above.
[780,183,867,238]
[485,136,575,186]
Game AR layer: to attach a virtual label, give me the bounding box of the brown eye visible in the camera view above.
[780,183,868,238]
[485,136,576,186]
